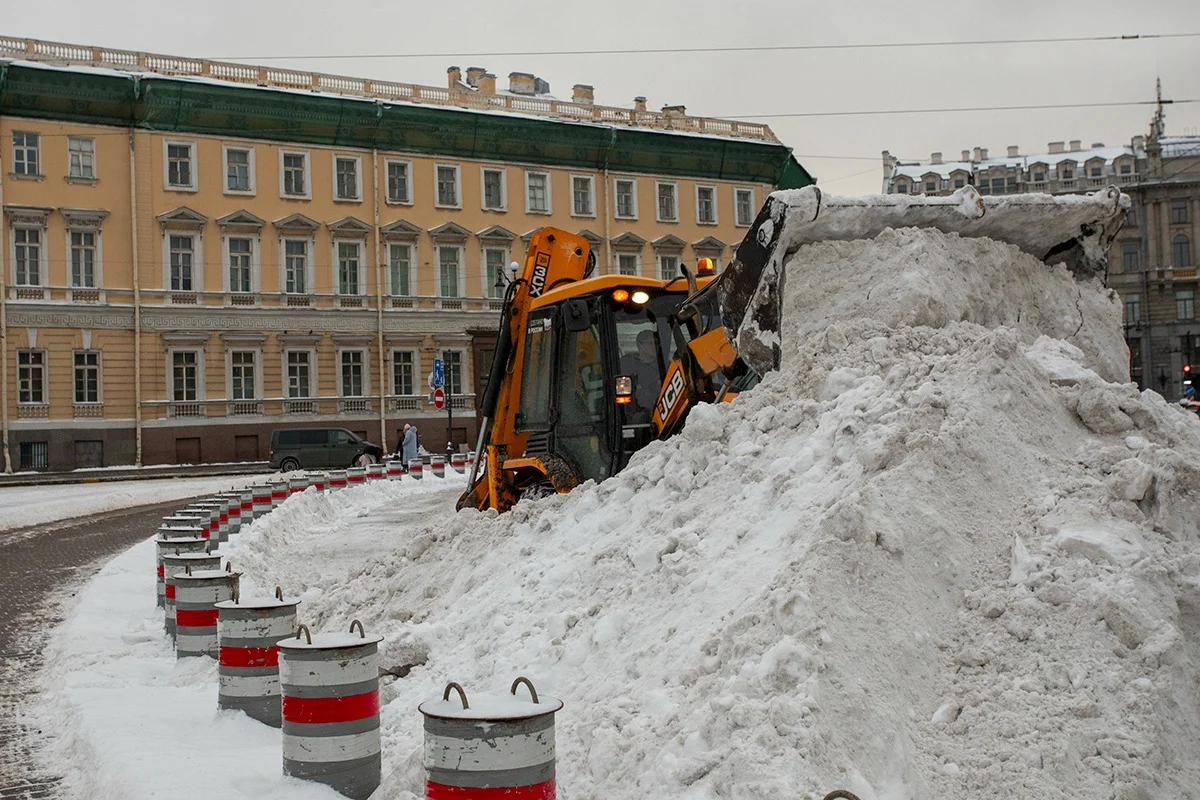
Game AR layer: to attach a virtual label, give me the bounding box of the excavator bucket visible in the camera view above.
[719,184,1130,375]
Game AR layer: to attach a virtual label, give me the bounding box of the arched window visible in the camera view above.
[1174,234,1192,269]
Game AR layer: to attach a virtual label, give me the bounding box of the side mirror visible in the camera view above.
[563,298,591,332]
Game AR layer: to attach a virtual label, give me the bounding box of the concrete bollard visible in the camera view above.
[218,492,243,535]
[190,501,228,542]
[409,460,423,480]
[288,476,309,496]
[162,512,209,531]
[178,505,220,541]
[238,487,255,525]
[327,470,348,491]
[366,463,385,481]
[161,551,222,640]
[252,485,273,519]
[271,481,289,510]
[431,456,445,479]
[155,535,209,608]
[307,473,326,492]
[420,677,562,799]
[157,523,206,541]
[278,621,384,800]
[347,467,367,486]
[386,459,404,480]
[467,451,476,473]
[174,564,241,659]
[450,453,466,474]
[215,587,301,727]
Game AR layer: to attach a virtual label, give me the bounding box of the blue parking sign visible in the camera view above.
[433,358,445,388]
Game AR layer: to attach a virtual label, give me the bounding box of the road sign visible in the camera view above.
[433,358,445,388]
[432,387,446,410]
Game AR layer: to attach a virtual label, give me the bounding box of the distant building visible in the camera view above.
[0,37,813,472]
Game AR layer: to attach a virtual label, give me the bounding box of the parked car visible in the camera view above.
[269,427,383,471]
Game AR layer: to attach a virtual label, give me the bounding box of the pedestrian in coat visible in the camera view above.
[401,423,419,469]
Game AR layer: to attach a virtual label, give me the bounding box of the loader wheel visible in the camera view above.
[822,792,862,800]
[520,481,555,502]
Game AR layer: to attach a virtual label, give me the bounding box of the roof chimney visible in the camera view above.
[1069,139,1081,152]
[962,150,971,162]
[465,67,486,88]
[508,72,536,95]
[479,73,496,94]
[1007,145,1019,158]
[633,96,647,112]
[1133,134,1145,150]
[662,104,686,116]
[572,84,594,105]
[931,152,943,165]
[447,66,462,90]
[980,147,989,161]
[973,147,983,161]
[1048,141,1064,154]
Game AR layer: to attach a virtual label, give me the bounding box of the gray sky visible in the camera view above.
[7,0,1199,194]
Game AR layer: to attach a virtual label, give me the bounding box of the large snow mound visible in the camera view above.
[240,229,1200,799]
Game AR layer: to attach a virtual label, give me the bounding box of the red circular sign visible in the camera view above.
[432,387,445,410]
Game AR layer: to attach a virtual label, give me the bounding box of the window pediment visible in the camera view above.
[577,229,603,246]
[478,224,517,242]
[162,331,210,344]
[692,235,726,252]
[521,228,542,245]
[651,233,686,251]
[429,222,471,243]
[216,209,266,230]
[610,231,646,248]
[328,216,372,237]
[274,213,321,233]
[381,219,422,240]
[157,206,207,228]
[61,207,110,228]
[4,205,52,227]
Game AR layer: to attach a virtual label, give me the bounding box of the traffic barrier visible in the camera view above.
[178,505,220,540]
[161,512,209,530]
[174,564,241,659]
[238,488,255,525]
[409,460,423,480]
[154,535,208,608]
[386,459,404,480]
[450,453,466,474]
[288,476,309,496]
[420,677,562,799]
[467,452,476,472]
[278,621,384,799]
[328,470,348,491]
[307,473,326,492]
[215,587,301,727]
[347,467,367,485]
[431,456,445,479]
[366,463,385,481]
[271,481,288,509]
[217,492,243,535]
[157,523,206,541]
[252,486,273,518]
[190,501,227,542]
[161,551,222,640]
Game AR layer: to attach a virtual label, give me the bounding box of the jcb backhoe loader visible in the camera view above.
[457,184,1129,513]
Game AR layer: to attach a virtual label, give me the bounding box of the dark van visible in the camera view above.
[269,428,383,471]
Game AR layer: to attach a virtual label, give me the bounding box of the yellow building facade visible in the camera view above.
[0,39,811,471]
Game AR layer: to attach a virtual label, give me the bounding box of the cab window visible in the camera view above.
[517,313,554,429]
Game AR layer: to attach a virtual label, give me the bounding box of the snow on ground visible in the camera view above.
[29,227,1200,800]
[0,475,264,532]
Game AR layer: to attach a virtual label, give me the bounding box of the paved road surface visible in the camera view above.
[0,497,203,799]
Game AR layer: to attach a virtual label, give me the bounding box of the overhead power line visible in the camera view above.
[212,32,1200,61]
[722,98,1199,120]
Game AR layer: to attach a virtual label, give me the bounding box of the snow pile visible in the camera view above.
[37,228,1200,799]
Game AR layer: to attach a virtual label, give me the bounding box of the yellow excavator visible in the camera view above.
[457,184,1130,513]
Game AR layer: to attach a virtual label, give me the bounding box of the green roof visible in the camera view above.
[0,62,815,188]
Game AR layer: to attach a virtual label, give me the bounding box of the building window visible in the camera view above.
[230,351,256,400]
[1120,163,1133,175]
[19,441,48,470]
[657,252,680,280]
[169,235,195,291]
[1125,293,1141,325]
[617,253,639,276]
[485,247,507,299]
[166,141,195,189]
[526,171,551,214]
[483,168,506,210]
[894,182,908,195]
[14,227,43,286]
[224,146,254,193]
[439,246,461,297]
[926,180,939,194]
[1177,290,1194,320]
[337,241,361,295]
[656,182,678,222]
[1032,170,1046,183]
[386,160,411,203]
[1061,165,1074,180]
[1172,200,1189,225]
[615,179,637,219]
[282,151,309,197]
[436,164,460,207]
[17,350,45,404]
[70,231,97,288]
[571,175,594,216]
[171,351,199,401]
[392,350,415,396]
[13,132,40,177]
[228,237,253,293]
[68,136,96,180]
[74,351,101,404]
[735,188,755,226]
[1122,244,1140,272]
[1174,234,1191,269]
[1126,207,1137,227]
[340,351,365,397]
[442,350,464,395]
[335,155,361,200]
[696,186,716,224]
[286,351,312,397]
[284,239,309,294]
[990,178,1005,195]
[1089,165,1102,178]
[389,243,412,296]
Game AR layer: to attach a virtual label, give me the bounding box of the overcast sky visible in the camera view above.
[7,0,1199,194]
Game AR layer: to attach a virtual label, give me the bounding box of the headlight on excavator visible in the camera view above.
[630,290,650,305]
[612,288,630,303]
[614,375,633,403]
